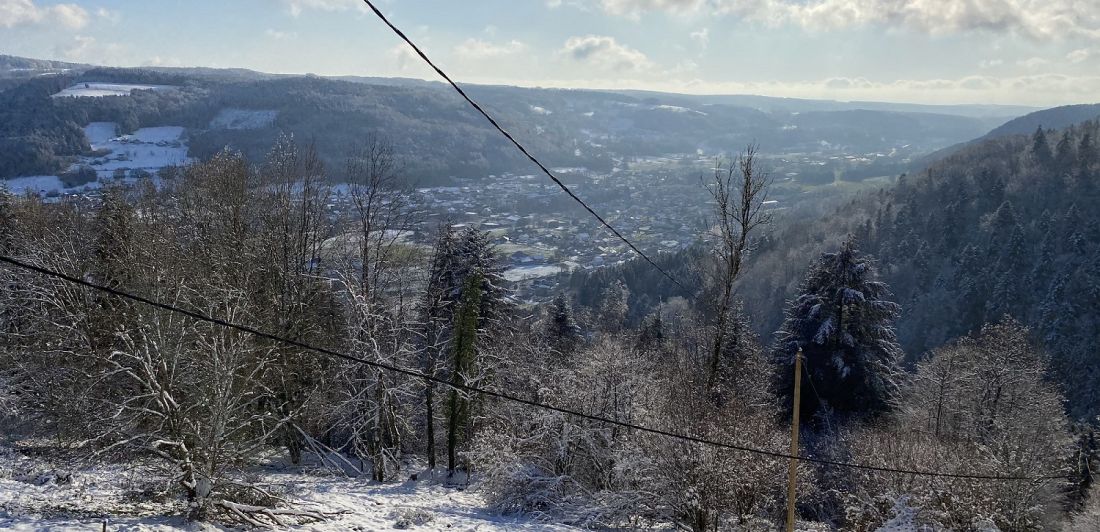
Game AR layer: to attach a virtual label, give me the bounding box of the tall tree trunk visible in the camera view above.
[426,376,436,470]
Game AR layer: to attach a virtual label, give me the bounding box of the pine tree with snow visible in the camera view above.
[1033,126,1053,166]
[1056,131,1077,173]
[636,310,666,351]
[712,301,772,407]
[597,279,629,333]
[542,293,581,356]
[774,236,903,422]
[447,272,482,475]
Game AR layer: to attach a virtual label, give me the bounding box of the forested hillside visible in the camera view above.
[566,119,1100,419]
[1,59,1019,184]
[738,121,1100,417]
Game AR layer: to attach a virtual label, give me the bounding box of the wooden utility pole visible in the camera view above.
[786,347,803,532]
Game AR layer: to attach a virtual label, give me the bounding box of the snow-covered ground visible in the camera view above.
[503,264,564,282]
[1,122,192,196]
[209,109,278,130]
[0,443,577,531]
[1,176,66,195]
[82,122,191,178]
[52,83,176,98]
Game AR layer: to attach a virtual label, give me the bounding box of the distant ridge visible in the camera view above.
[916,103,1100,167]
[0,54,1039,119]
[981,103,1100,139]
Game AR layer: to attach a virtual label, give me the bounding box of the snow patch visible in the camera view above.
[529,105,552,115]
[52,83,177,98]
[1,176,65,195]
[653,104,707,116]
[504,265,564,282]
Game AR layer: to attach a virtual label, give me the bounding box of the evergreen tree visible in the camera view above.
[773,237,903,423]
[421,225,510,472]
[418,225,458,470]
[543,293,581,356]
[1033,126,1053,166]
[597,279,629,332]
[451,227,509,324]
[1078,130,1096,174]
[1056,131,1076,173]
[712,302,771,406]
[447,272,482,475]
[636,310,666,351]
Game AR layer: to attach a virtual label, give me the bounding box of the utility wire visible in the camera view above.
[358,0,686,292]
[0,254,1070,481]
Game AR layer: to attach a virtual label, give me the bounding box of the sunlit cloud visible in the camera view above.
[0,0,89,29]
[560,35,654,72]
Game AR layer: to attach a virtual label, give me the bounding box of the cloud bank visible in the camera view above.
[0,0,89,29]
[593,0,1100,40]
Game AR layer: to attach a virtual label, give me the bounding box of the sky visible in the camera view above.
[2,0,1099,107]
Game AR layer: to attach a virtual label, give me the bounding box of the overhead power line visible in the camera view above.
[0,254,1070,482]
[358,0,686,292]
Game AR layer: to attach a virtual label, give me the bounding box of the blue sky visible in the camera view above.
[2,0,1099,106]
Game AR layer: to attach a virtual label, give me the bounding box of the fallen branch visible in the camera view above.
[215,500,336,528]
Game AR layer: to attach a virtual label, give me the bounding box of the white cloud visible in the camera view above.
[265,28,298,40]
[689,27,709,48]
[142,56,183,67]
[284,0,366,17]
[560,35,653,71]
[599,0,702,19]
[454,38,526,59]
[0,0,89,29]
[53,34,125,63]
[389,41,437,78]
[1017,57,1049,68]
[1067,48,1092,63]
[589,0,1100,41]
[978,58,1004,69]
[95,6,118,23]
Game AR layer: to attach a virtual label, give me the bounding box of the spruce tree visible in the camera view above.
[773,236,903,422]
[597,279,629,332]
[447,272,482,475]
[543,293,581,355]
[1033,126,1053,166]
[1056,131,1076,173]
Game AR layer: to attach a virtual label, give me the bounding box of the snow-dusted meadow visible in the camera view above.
[82,122,191,178]
[1,122,191,195]
[52,83,177,99]
[0,176,67,196]
[0,442,580,531]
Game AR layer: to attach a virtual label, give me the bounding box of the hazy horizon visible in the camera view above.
[2,0,1098,108]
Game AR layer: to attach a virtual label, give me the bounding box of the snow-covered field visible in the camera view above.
[1,122,191,195]
[52,83,176,98]
[504,264,564,282]
[209,109,278,130]
[0,176,66,195]
[0,443,577,531]
[82,122,191,178]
